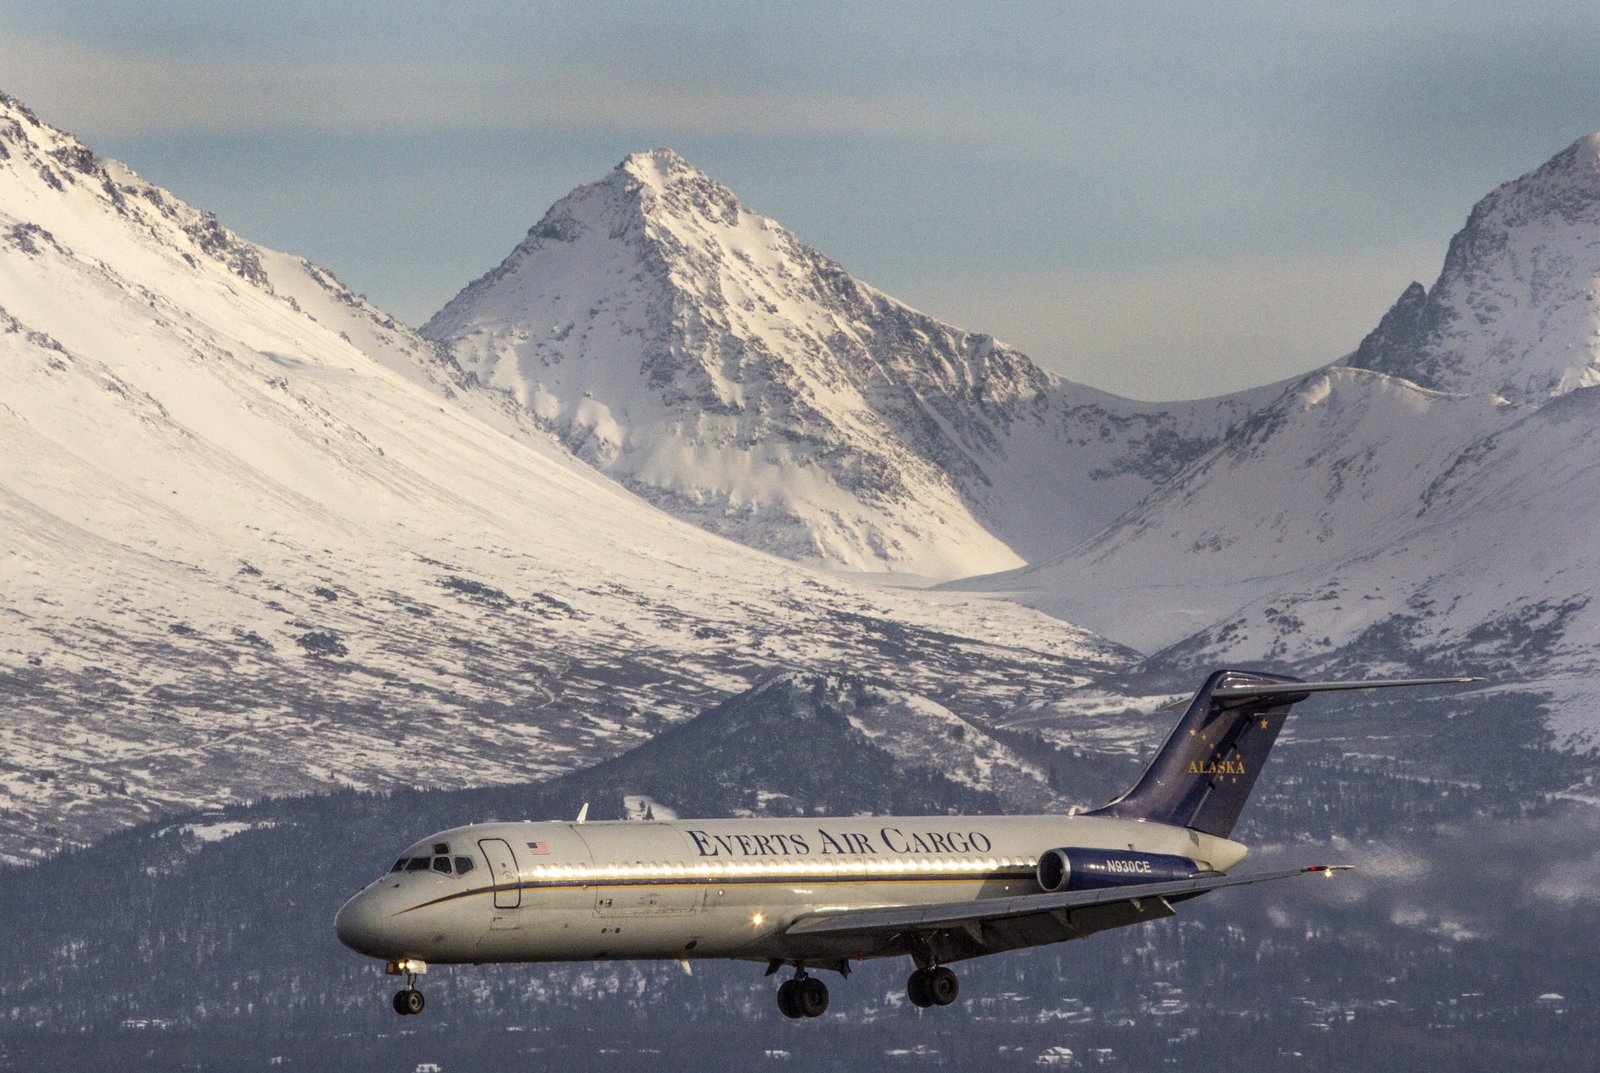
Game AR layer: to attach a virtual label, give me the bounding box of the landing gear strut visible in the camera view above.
[906,965,958,1009]
[776,970,830,1019]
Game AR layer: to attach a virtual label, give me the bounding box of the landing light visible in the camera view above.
[385,958,428,976]
[752,913,765,927]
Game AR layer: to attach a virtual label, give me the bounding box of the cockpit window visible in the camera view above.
[393,853,474,876]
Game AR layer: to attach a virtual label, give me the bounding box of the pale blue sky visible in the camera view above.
[4,2,1599,398]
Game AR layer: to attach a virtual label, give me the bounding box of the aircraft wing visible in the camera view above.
[781,866,1346,963]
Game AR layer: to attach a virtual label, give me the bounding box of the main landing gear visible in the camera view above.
[906,965,959,1009]
[776,971,830,1019]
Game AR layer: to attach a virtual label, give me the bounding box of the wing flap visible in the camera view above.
[782,865,1345,949]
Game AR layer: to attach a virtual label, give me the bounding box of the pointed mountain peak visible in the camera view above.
[1529,131,1600,184]
[1346,131,1600,401]
[485,148,742,260]
[422,149,1076,578]
[1544,131,1600,175]
[1467,131,1600,231]
[616,147,703,188]
[422,147,1238,580]
[606,146,745,229]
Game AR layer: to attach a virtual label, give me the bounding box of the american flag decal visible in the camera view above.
[527,841,550,855]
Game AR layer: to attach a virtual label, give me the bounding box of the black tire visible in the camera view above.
[927,967,959,1007]
[776,979,803,1019]
[393,988,424,1016]
[796,976,829,1018]
[906,968,934,1009]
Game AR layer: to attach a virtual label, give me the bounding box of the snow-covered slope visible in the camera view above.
[0,93,1134,862]
[1145,383,1600,689]
[1348,133,1600,401]
[964,366,1600,713]
[963,369,1514,652]
[423,149,1263,578]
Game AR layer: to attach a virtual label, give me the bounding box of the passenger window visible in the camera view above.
[455,856,476,875]
[432,856,453,874]
[405,857,431,872]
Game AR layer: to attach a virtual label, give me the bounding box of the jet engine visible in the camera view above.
[1035,847,1202,893]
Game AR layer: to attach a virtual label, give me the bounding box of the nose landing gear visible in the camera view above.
[776,971,830,1019]
[906,965,959,1008]
[386,959,428,1016]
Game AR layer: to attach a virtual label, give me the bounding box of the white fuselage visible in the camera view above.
[334,814,1248,967]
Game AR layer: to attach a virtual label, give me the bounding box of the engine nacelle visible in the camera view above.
[1035,847,1201,893]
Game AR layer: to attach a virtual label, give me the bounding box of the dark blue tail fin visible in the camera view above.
[1086,669,1478,838]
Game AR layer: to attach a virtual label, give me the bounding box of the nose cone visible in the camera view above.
[335,890,393,958]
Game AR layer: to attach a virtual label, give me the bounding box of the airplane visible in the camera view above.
[334,669,1477,1018]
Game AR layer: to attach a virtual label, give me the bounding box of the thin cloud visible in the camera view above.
[0,27,1035,141]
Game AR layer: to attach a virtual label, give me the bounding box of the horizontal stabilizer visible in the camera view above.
[1211,676,1483,701]
[1165,675,1483,709]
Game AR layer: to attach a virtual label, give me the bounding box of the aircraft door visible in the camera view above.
[479,838,521,910]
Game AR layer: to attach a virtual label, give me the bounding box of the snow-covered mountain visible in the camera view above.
[0,93,1133,862]
[1348,133,1600,401]
[957,134,1600,748]
[423,149,1264,578]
